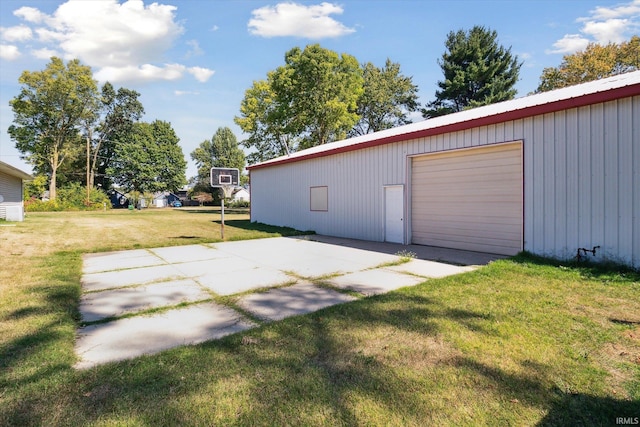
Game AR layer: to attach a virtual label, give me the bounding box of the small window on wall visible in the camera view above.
[310,186,328,211]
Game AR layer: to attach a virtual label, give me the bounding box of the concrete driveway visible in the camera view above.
[75,236,496,369]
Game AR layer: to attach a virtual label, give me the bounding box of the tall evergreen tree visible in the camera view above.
[423,26,521,118]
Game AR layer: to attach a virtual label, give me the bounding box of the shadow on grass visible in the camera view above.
[2,261,638,425]
[510,252,640,282]
[176,208,249,215]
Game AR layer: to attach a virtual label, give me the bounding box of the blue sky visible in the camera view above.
[1,0,639,180]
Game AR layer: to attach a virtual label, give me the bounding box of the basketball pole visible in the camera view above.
[220,188,225,240]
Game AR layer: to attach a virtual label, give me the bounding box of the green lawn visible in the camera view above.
[1,209,638,426]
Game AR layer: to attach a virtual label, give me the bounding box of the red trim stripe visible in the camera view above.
[248,84,640,170]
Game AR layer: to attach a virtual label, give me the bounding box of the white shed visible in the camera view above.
[0,161,32,221]
[248,71,640,268]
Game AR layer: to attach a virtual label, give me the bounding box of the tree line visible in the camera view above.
[9,27,638,203]
[8,57,186,203]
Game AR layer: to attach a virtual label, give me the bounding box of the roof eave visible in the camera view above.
[248,82,640,171]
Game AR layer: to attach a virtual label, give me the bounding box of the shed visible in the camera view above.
[0,161,32,221]
[248,71,640,268]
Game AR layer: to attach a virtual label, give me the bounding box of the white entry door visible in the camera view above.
[384,185,404,243]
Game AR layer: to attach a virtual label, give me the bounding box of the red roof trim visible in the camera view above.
[248,84,640,170]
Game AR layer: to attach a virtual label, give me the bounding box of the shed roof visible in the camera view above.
[248,71,640,170]
[0,161,33,180]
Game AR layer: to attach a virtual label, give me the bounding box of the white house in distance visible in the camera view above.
[0,161,32,221]
[232,187,250,203]
[248,71,640,269]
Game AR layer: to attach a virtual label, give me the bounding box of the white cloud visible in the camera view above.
[31,48,59,59]
[7,0,212,84]
[248,2,355,39]
[94,63,186,83]
[13,6,48,24]
[546,34,590,54]
[582,19,632,44]
[185,40,203,58]
[187,66,215,82]
[1,25,33,42]
[0,44,21,60]
[585,0,640,20]
[175,90,200,96]
[549,0,639,54]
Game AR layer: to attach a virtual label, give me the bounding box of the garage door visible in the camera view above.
[411,142,523,255]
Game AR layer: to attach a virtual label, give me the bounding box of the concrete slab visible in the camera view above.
[150,244,227,264]
[197,267,294,295]
[82,264,184,292]
[79,279,210,322]
[75,302,255,369]
[386,259,475,278]
[327,269,425,296]
[237,282,356,321]
[300,235,506,266]
[83,249,165,274]
[171,256,257,278]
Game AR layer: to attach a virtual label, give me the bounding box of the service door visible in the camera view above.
[411,142,523,255]
[384,185,404,243]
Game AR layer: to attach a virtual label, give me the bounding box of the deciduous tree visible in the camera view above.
[350,59,419,136]
[107,120,186,193]
[8,57,99,199]
[236,44,363,163]
[190,126,246,193]
[422,26,521,118]
[535,36,640,92]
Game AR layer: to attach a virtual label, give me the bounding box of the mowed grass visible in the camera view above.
[1,209,639,426]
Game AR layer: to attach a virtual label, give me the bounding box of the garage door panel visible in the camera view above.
[411,142,523,256]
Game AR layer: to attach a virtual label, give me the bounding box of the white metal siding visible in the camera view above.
[251,94,640,268]
[411,142,523,255]
[0,171,24,220]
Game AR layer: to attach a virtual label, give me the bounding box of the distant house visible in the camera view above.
[232,187,250,202]
[107,189,129,209]
[153,191,181,207]
[0,161,32,221]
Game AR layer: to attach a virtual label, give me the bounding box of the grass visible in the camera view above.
[1,208,639,426]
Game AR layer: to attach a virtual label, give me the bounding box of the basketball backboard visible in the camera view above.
[210,167,240,188]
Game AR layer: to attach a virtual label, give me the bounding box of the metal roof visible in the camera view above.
[249,70,640,170]
[0,161,33,180]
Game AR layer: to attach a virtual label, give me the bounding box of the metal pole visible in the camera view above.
[220,189,225,240]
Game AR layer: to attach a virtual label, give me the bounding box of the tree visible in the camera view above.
[350,59,419,136]
[90,83,144,189]
[422,26,521,118]
[107,120,186,193]
[535,36,640,92]
[190,126,246,194]
[236,44,363,163]
[8,57,99,200]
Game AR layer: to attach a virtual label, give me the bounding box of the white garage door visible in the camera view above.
[411,142,523,255]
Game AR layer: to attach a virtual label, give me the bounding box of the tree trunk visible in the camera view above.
[86,134,91,205]
[49,149,59,200]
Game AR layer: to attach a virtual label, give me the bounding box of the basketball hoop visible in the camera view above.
[210,167,240,240]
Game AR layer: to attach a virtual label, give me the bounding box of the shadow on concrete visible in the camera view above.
[292,234,506,266]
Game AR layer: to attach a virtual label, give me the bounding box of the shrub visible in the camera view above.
[228,199,250,208]
[25,183,111,212]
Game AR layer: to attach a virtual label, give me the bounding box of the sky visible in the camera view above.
[1,0,639,181]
